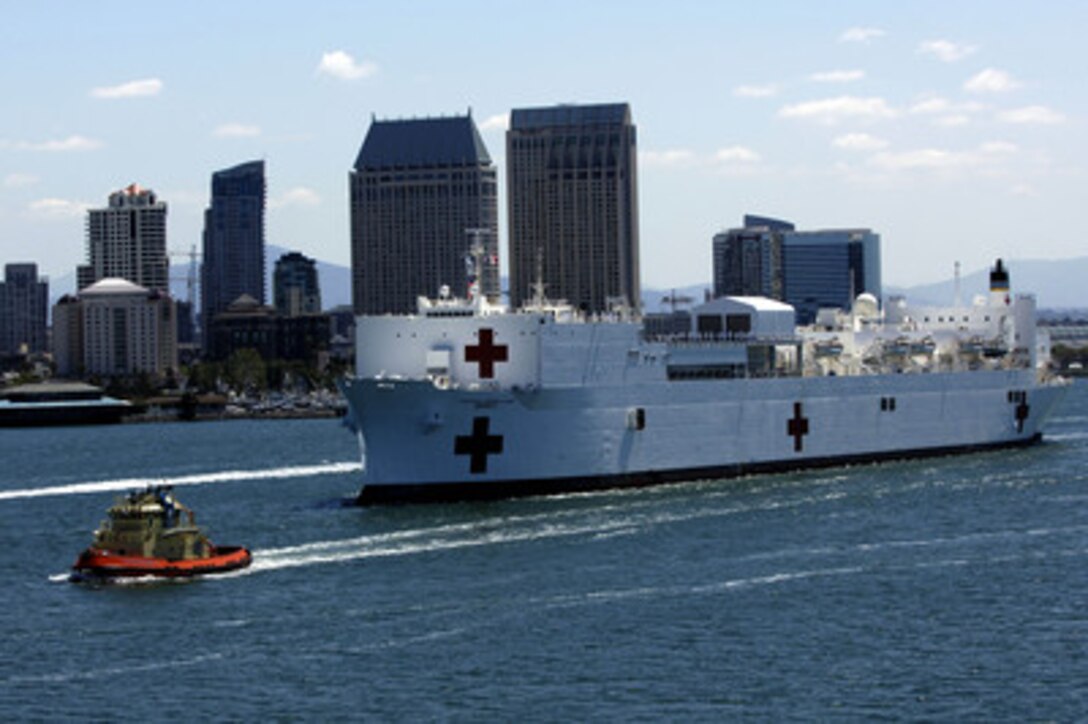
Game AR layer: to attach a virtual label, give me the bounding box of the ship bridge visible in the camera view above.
[662,296,802,380]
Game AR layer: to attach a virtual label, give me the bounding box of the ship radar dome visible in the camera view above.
[852,292,879,319]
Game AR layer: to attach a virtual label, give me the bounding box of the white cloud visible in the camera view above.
[810,69,865,83]
[316,50,378,80]
[1010,183,1038,197]
[733,84,778,98]
[964,68,1021,93]
[869,148,968,171]
[715,146,761,163]
[90,78,163,99]
[980,141,1018,155]
[832,133,888,151]
[640,149,697,168]
[479,113,508,132]
[910,97,986,126]
[28,198,91,218]
[213,123,262,138]
[778,96,897,124]
[3,135,104,152]
[910,97,987,117]
[917,39,978,62]
[998,105,1066,124]
[270,187,322,209]
[3,173,38,188]
[910,97,952,115]
[934,114,970,127]
[867,142,1020,173]
[839,27,885,44]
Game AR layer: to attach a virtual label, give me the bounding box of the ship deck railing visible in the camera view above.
[645,331,801,346]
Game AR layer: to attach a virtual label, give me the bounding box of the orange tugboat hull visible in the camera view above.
[72,546,252,579]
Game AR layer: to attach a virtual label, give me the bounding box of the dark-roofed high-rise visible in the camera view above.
[201,160,266,343]
[350,114,499,315]
[507,102,639,313]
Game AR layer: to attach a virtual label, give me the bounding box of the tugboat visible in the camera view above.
[71,486,251,580]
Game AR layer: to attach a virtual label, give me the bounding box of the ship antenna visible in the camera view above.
[953,260,962,307]
[532,247,547,307]
[464,228,489,301]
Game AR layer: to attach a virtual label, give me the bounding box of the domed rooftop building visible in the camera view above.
[51,277,177,379]
[80,277,149,296]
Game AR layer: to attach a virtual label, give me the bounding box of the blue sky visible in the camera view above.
[2,1,1085,292]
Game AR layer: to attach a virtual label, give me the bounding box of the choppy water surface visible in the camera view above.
[2,383,1086,719]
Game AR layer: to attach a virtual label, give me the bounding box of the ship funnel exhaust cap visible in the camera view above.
[990,258,1010,292]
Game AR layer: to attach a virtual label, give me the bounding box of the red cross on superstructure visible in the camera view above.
[465,328,508,379]
[787,402,809,452]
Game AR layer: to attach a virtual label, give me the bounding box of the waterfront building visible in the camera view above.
[175,300,196,344]
[711,215,881,325]
[206,295,276,361]
[77,184,168,292]
[206,294,329,366]
[327,304,356,363]
[51,296,82,376]
[506,102,640,314]
[350,114,499,315]
[53,278,177,379]
[0,263,48,356]
[274,251,322,317]
[202,160,266,343]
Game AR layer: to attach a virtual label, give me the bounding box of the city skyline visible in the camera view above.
[1,1,1086,292]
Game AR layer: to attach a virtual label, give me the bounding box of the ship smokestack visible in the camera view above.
[989,258,1010,306]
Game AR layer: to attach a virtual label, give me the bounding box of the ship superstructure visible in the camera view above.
[340,260,1068,503]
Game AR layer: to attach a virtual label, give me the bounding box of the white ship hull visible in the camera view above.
[341,263,1068,504]
[342,368,1065,503]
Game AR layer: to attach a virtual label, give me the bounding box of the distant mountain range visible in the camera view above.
[645,257,1088,312]
[48,252,1088,312]
[883,257,1088,309]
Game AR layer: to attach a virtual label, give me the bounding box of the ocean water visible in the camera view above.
[1,381,1086,719]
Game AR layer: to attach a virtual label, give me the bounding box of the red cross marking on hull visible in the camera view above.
[788,402,809,453]
[454,416,504,474]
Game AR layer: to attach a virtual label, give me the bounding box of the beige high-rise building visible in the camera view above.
[77,184,168,293]
[506,103,640,314]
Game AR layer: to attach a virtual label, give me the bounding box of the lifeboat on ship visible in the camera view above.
[71,486,251,580]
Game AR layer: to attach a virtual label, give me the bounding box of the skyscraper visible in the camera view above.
[781,227,881,325]
[711,215,881,325]
[350,114,498,315]
[0,263,48,355]
[712,215,793,299]
[77,184,168,292]
[274,251,321,317]
[201,160,266,341]
[506,102,640,313]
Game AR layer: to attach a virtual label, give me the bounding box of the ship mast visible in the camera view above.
[464,227,490,303]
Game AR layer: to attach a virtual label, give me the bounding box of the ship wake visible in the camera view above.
[0,462,362,502]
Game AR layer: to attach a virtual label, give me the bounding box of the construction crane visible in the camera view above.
[167,245,200,304]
